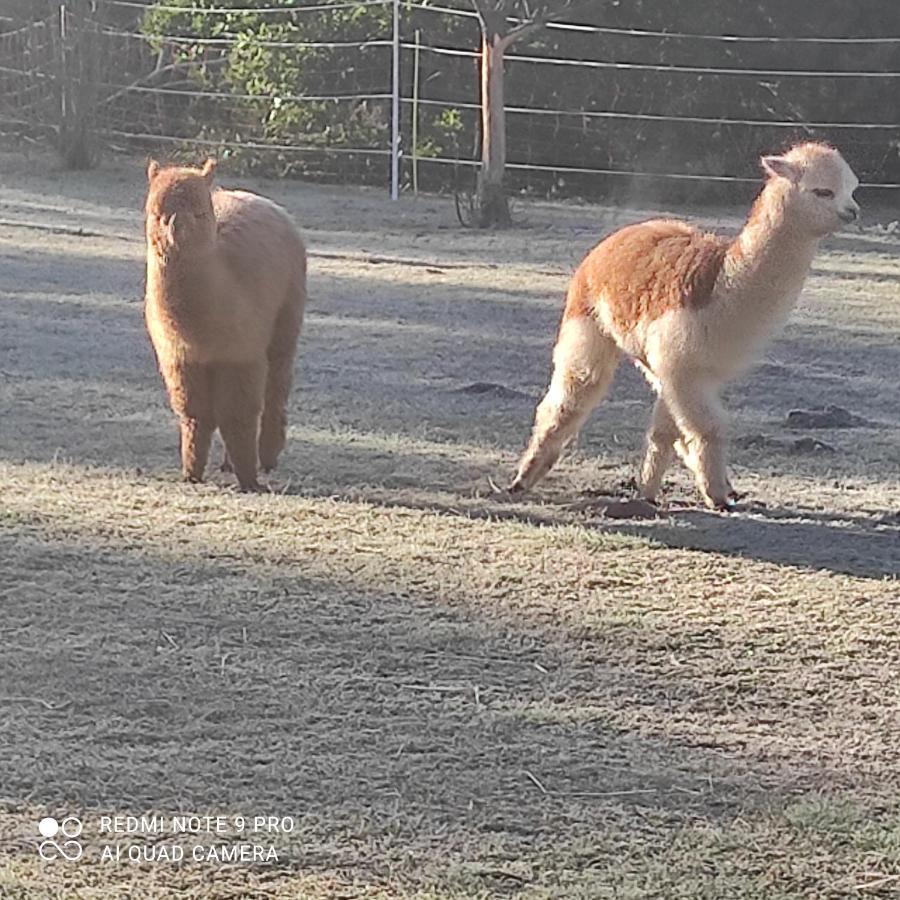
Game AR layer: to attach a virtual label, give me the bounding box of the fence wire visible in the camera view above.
[1,1,898,194]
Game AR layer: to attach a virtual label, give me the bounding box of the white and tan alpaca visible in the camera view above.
[511,142,859,509]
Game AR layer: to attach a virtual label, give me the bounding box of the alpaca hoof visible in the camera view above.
[238,481,265,494]
[508,475,526,494]
[636,479,659,503]
[182,473,204,484]
[710,496,737,512]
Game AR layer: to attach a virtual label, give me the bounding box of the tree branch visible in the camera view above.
[498,18,543,49]
[469,0,504,38]
[480,0,601,49]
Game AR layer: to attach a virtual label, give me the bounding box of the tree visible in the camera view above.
[469,0,587,227]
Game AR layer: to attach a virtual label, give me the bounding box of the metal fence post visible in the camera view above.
[412,28,420,195]
[390,0,400,200]
[58,2,67,126]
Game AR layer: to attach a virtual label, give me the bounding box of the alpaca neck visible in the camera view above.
[723,180,819,316]
[146,243,216,305]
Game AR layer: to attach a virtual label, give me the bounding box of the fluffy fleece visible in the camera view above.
[511,142,860,509]
[144,159,307,491]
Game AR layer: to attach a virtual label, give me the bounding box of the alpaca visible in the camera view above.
[511,142,859,509]
[144,158,307,491]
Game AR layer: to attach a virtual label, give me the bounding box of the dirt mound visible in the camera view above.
[786,405,870,429]
[455,382,531,400]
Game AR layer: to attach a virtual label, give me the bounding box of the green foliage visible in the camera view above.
[416,107,464,159]
[139,0,472,178]
[141,0,395,175]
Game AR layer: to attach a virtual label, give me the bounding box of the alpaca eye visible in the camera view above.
[812,188,834,199]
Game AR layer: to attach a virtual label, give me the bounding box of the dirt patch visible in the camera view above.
[786,404,871,429]
[736,434,838,455]
[454,381,533,400]
[789,436,837,455]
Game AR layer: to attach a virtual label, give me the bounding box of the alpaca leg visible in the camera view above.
[259,297,303,472]
[160,360,214,482]
[511,317,621,492]
[663,379,731,509]
[180,414,215,483]
[212,361,266,492]
[639,397,679,501]
[672,431,741,501]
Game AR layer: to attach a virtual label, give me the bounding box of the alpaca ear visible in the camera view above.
[200,158,217,184]
[761,155,800,184]
[147,159,160,182]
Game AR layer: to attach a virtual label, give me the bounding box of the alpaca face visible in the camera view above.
[762,143,859,238]
[145,159,217,256]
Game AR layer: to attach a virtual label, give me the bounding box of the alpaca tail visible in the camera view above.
[511,312,621,492]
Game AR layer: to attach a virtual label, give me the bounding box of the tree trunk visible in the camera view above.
[476,31,511,228]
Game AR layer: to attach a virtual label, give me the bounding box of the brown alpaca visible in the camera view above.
[144,159,307,491]
[512,142,859,508]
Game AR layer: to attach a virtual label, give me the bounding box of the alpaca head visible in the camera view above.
[760,143,859,238]
[145,158,217,258]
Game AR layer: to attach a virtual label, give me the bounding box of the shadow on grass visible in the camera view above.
[624,503,900,580]
[1,509,885,893]
[282,471,900,582]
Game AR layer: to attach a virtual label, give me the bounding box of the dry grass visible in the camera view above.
[0,151,898,899]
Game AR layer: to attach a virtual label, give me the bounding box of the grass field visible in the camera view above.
[0,151,898,899]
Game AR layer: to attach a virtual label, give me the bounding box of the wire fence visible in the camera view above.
[1,0,898,198]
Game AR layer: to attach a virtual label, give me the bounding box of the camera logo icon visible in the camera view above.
[38,816,83,861]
